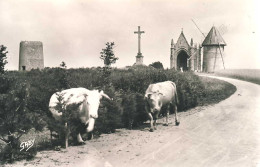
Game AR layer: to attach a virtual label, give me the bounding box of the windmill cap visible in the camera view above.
[202,26,226,46]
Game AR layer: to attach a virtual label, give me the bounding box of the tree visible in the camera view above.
[60,61,67,69]
[0,45,8,74]
[100,42,118,67]
[149,61,164,69]
[57,61,70,89]
[50,92,81,148]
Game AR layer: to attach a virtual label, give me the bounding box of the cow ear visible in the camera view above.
[145,93,152,99]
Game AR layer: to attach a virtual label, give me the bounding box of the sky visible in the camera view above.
[0,0,259,70]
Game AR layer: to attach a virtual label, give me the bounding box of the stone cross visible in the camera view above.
[134,26,145,55]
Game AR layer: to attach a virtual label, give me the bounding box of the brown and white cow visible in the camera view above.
[145,81,180,132]
[49,88,110,144]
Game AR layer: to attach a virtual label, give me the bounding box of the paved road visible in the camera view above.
[127,76,260,167]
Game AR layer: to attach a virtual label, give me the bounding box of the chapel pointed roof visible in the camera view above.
[202,26,226,46]
[176,30,190,48]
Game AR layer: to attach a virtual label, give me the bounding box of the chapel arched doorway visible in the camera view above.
[177,50,189,71]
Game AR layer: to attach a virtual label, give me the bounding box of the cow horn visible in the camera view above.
[100,91,111,100]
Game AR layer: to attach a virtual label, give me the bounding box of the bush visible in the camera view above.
[0,74,42,162]
[95,85,123,134]
[2,67,217,163]
[1,68,206,142]
[0,134,37,163]
[121,92,137,129]
[121,92,147,129]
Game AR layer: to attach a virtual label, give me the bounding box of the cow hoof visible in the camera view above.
[78,141,86,145]
[149,129,154,132]
[175,121,180,126]
[54,146,61,151]
[163,123,169,126]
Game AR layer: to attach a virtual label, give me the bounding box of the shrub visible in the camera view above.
[149,61,164,69]
[121,92,137,129]
[1,68,206,143]
[95,85,123,134]
[0,75,42,162]
[121,92,147,129]
[0,45,8,74]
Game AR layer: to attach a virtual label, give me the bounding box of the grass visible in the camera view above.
[215,69,260,85]
[198,76,236,105]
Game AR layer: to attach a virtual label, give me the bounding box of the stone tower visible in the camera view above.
[19,41,44,71]
[170,30,201,71]
[202,26,226,72]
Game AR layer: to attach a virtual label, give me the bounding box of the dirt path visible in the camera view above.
[4,76,260,167]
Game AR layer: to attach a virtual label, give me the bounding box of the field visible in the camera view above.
[0,67,236,163]
[215,69,260,85]
[198,76,236,105]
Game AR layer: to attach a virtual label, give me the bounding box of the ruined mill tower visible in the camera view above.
[19,41,44,71]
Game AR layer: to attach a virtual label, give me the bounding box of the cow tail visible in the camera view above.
[144,97,150,113]
[171,82,179,106]
[175,87,179,106]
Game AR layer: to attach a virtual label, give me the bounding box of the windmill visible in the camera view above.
[191,19,226,72]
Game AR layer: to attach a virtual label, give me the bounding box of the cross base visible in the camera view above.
[136,52,143,58]
[135,53,143,65]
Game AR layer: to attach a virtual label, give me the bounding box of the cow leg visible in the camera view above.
[58,132,62,143]
[75,123,85,144]
[165,112,170,126]
[50,130,53,141]
[153,119,157,130]
[87,132,93,140]
[86,118,95,132]
[153,112,159,130]
[77,133,85,144]
[174,105,180,126]
[148,112,154,132]
[164,104,170,126]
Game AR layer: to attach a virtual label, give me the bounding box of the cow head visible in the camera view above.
[85,90,111,132]
[145,90,163,113]
[85,90,111,119]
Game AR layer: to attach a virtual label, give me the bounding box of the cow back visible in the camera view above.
[146,81,177,105]
[49,88,90,122]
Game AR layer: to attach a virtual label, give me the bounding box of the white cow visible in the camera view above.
[145,81,180,132]
[49,88,110,144]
